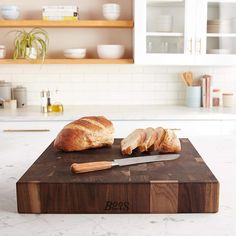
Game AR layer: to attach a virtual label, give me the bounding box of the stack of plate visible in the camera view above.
[155,15,173,32]
[232,18,236,33]
[207,49,231,54]
[207,19,231,33]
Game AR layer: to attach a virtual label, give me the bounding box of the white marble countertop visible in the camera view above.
[0,128,236,236]
[0,105,236,121]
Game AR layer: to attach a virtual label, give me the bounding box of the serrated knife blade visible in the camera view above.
[112,154,180,167]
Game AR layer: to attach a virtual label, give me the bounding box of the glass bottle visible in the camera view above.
[46,90,52,112]
[212,89,221,107]
[52,89,64,113]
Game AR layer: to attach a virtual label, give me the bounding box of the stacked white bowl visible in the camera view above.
[63,49,87,59]
[155,15,173,32]
[103,3,120,20]
[0,6,20,20]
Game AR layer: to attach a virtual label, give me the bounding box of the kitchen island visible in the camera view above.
[0,128,235,236]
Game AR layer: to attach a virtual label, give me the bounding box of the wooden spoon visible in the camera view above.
[185,72,193,86]
[180,73,188,86]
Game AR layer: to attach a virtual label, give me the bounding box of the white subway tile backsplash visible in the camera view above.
[142,66,168,74]
[0,64,236,105]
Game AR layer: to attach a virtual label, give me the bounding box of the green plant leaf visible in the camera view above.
[11,27,49,62]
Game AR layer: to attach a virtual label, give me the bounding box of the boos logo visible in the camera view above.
[104,201,129,211]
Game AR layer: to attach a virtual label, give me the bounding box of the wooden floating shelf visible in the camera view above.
[0,59,134,65]
[0,20,134,28]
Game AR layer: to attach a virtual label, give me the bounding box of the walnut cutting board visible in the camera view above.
[17,139,219,214]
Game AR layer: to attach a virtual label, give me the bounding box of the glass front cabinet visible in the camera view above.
[134,0,236,65]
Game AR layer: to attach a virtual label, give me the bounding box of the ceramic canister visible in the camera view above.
[186,86,202,108]
[13,86,27,108]
[222,93,234,107]
[0,81,12,100]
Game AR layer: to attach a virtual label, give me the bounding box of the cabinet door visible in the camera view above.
[195,0,236,65]
[134,0,195,65]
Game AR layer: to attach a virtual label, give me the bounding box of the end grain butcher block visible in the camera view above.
[17,139,219,214]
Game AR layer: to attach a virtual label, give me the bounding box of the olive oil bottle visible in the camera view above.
[52,89,64,113]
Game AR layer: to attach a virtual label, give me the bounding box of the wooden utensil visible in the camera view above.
[185,72,193,86]
[180,73,188,86]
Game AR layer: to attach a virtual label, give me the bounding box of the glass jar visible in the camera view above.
[212,89,221,107]
[52,89,64,113]
[0,45,6,59]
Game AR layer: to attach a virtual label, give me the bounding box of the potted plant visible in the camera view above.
[12,28,49,61]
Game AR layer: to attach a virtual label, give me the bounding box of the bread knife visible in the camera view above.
[71,154,180,174]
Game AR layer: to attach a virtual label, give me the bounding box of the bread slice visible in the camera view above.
[121,129,146,155]
[138,127,157,152]
[153,127,166,151]
[156,129,181,153]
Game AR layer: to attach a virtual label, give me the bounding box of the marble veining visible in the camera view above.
[0,131,236,236]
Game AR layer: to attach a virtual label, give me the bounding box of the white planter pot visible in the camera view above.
[25,47,37,59]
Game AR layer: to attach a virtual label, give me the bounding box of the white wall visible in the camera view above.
[0,64,235,106]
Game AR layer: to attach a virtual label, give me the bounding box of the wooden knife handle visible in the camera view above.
[71,161,113,174]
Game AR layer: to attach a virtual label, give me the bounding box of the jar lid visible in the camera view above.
[14,86,26,91]
[0,81,11,87]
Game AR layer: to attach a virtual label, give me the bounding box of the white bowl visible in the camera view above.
[64,49,86,59]
[103,9,120,13]
[97,45,125,59]
[103,4,120,11]
[103,12,120,20]
[0,6,20,20]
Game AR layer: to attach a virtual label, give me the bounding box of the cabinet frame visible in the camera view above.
[134,0,236,65]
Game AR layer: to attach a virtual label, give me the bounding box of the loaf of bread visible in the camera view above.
[54,116,114,152]
[121,127,181,155]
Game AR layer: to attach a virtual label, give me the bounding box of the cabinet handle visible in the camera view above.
[3,129,50,132]
[188,38,193,54]
[196,39,202,54]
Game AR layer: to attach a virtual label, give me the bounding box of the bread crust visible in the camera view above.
[54,116,114,152]
[158,129,181,153]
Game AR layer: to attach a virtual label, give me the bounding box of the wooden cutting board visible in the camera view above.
[17,139,219,214]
